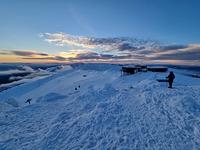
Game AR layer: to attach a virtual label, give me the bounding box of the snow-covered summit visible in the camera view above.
[0,63,199,149]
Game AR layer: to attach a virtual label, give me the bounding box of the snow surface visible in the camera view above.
[0,63,200,150]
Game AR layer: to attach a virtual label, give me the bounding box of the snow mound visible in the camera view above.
[0,102,14,113]
[5,97,19,107]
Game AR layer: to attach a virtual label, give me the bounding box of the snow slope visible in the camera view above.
[0,64,200,150]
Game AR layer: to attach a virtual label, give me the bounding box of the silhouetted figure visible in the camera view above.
[166,71,175,88]
[25,98,32,104]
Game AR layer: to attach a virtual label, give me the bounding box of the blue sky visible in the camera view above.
[0,0,200,65]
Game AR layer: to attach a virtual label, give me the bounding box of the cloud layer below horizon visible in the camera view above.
[1,32,199,65]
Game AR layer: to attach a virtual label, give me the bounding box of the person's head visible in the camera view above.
[170,71,173,74]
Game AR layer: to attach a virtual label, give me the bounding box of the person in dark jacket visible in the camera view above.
[166,71,175,88]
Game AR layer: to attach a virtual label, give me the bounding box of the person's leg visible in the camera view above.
[169,81,172,88]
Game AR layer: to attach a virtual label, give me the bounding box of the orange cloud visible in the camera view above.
[0,50,67,63]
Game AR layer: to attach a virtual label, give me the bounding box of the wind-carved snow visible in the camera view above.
[0,64,199,149]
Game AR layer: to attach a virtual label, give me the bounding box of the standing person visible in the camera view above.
[166,71,175,88]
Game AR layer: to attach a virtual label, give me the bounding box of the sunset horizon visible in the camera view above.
[1,0,200,65]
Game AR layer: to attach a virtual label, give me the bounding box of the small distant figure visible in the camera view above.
[25,98,32,104]
[166,71,175,88]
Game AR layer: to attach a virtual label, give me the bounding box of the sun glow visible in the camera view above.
[59,52,76,58]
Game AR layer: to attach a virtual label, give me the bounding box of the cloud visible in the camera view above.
[0,49,66,62]
[75,52,100,59]
[12,50,49,57]
[158,45,189,51]
[0,52,9,55]
[117,43,145,51]
[100,54,115,59]
[40,33,161,51]
[42,33,98,49]
[39,32,200,65]
[23,56,66,61]
[1,33,199,65]
[150,44,200,61]
[66,51,146,62]
[0,50,11,55]
[68,52,101,61]
[66,51,114,61]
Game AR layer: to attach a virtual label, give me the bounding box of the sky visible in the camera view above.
[0,0,200,65]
